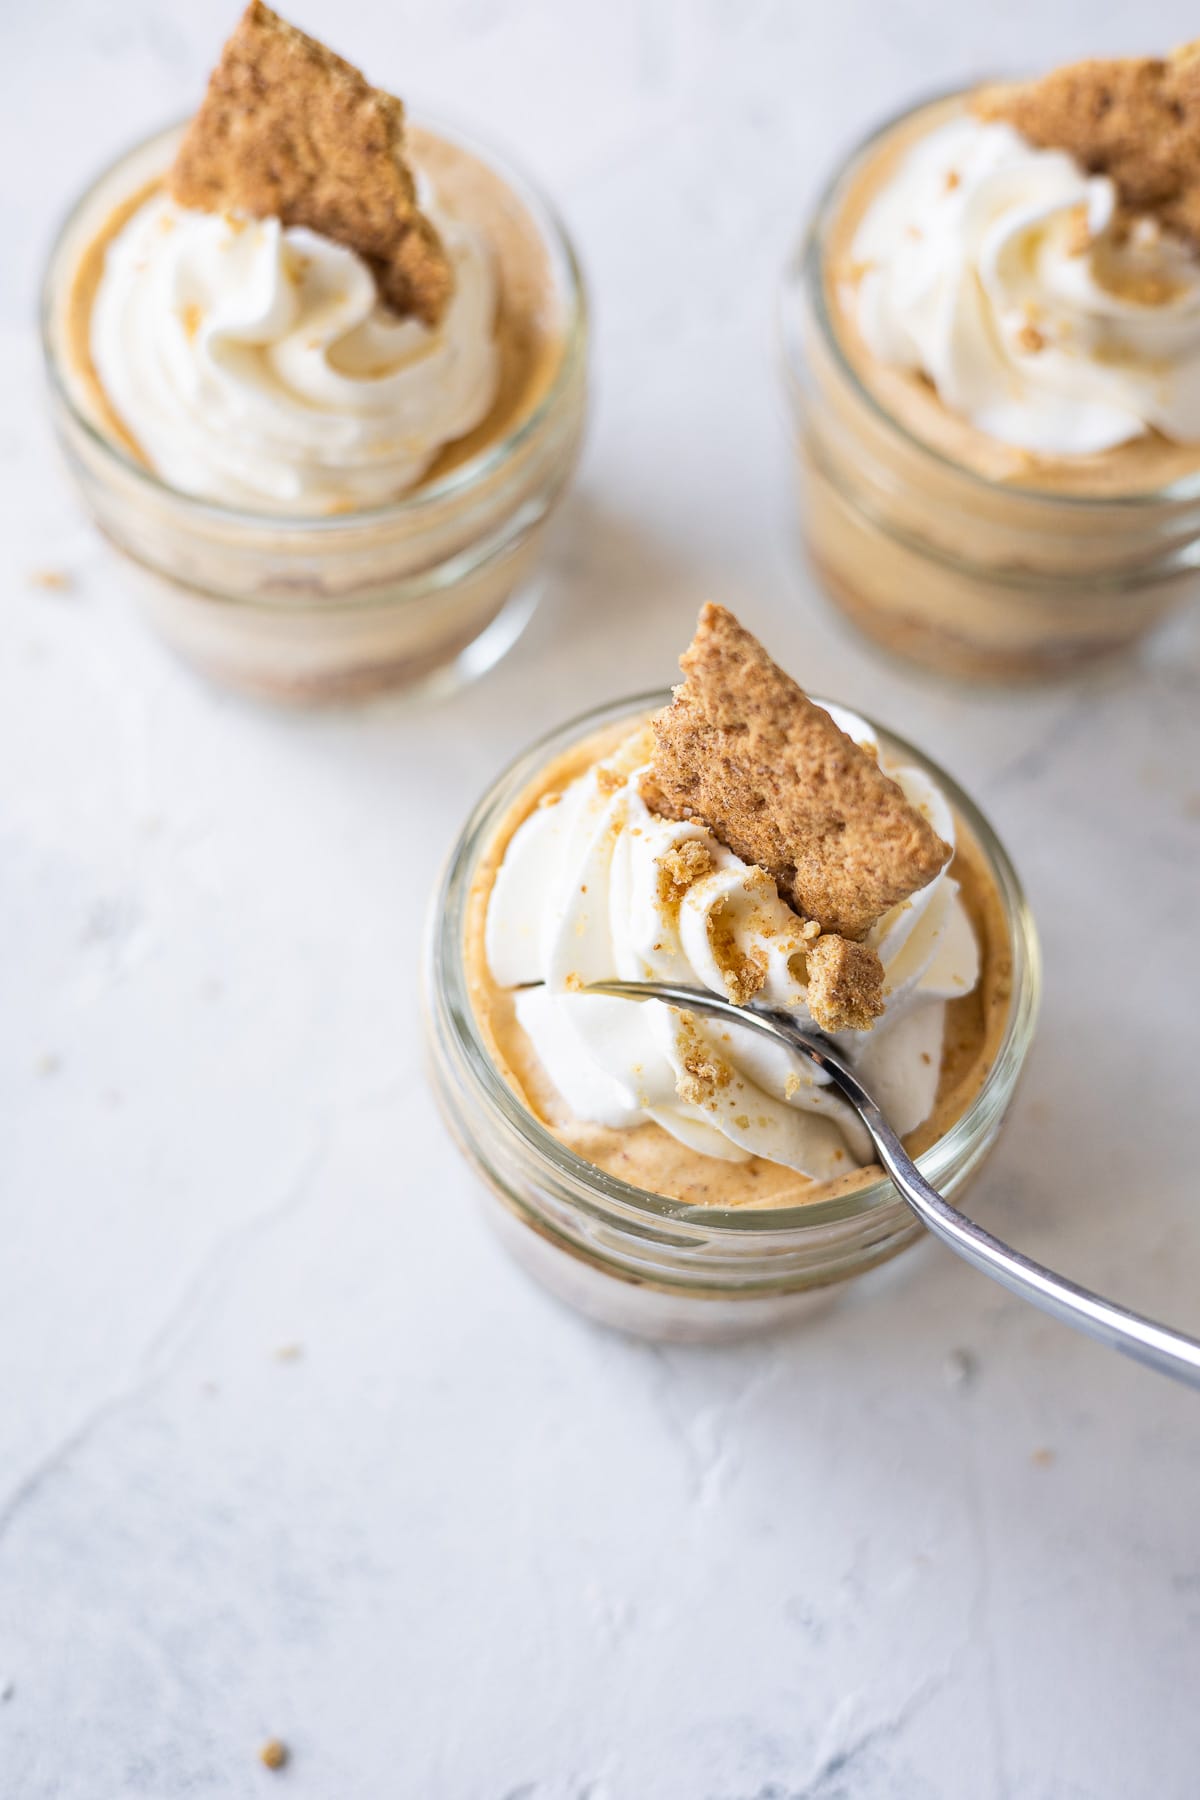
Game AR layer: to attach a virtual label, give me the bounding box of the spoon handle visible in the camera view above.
[832,1063,1200,1391]
[581,981,1200,1388]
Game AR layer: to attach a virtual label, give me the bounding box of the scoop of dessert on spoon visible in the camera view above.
[579,978,1200,1391]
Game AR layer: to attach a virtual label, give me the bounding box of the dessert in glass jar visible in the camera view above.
[427,605,1039,1341]
[42,3,586,701]
[782,45,1200,680]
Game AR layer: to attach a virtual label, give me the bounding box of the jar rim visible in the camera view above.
[780,84,1200,514]
[427,689,1042,1239]
[39,110,588,533]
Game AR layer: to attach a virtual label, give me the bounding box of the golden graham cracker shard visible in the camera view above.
[975,42,1200,244]
[805,935,885,1034]
[169,2,453,324]
[640,605,949,940]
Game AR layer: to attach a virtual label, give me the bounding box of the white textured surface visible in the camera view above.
[4,4,1200,1796]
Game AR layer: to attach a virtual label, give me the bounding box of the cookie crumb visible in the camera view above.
[674,1011,732,1109]
[706,900,768,1005]
[804,934,885,1033]
[29,568,72,591]
[260,1738,289,1771]
[1064,204,1093,256]
[656,838,713,905]
[1031,1446,1056,1469]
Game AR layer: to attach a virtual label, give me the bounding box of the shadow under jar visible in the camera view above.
[780,92,1200,683]
[41,119,587,703]
[424,692,1040,1344]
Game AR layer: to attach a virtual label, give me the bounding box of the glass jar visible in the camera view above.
[424,692,1040,1343]
[780,92,1200,683]
[41,120,587,703]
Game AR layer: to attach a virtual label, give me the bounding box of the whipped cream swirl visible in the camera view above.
[91,186,500,510]
[486,714,979,1183]
[848,115,1200,455]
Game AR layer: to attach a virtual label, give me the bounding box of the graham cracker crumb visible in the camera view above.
[640,605,949,939]
[656,839,714,906]
[1016,321,1046,353]
[675,1010,732,1109]
[564,971,584,992]
[170,3,452,323]
[1064,204,1093,256]
[805,933,886,1033]
[29,568,73,591]
[975,44,1200,247]
[706,900,768,1005]
[259,1739,289,1771]
[596,765,627,796]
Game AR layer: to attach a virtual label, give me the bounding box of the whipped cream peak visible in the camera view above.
[487,714,979,1183]
[847,113,1200,455]
[91,184,500,511]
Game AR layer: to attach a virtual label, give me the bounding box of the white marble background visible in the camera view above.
[4,3,1200,1796]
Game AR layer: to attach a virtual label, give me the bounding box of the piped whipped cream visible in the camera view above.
[847,114,1200,455]
[486,716,979,1183]
[91,184,500,510]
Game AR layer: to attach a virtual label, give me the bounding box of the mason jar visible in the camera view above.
[780,92,1200,682]
[425,691,1040,1342]
[41,119,587,703]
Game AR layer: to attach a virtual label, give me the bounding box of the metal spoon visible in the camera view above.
[581,978,1200,1390]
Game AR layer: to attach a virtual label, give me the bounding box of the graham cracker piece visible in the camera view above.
[640,605,949,940]
[975,43,1200,245]
[169,3,452,324]
[805,935,885,1034]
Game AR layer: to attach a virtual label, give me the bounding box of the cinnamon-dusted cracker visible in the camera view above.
[640,605,949,940]
[170,2,452,324]
[805,934,885,1034]
[975,43,1200,245]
